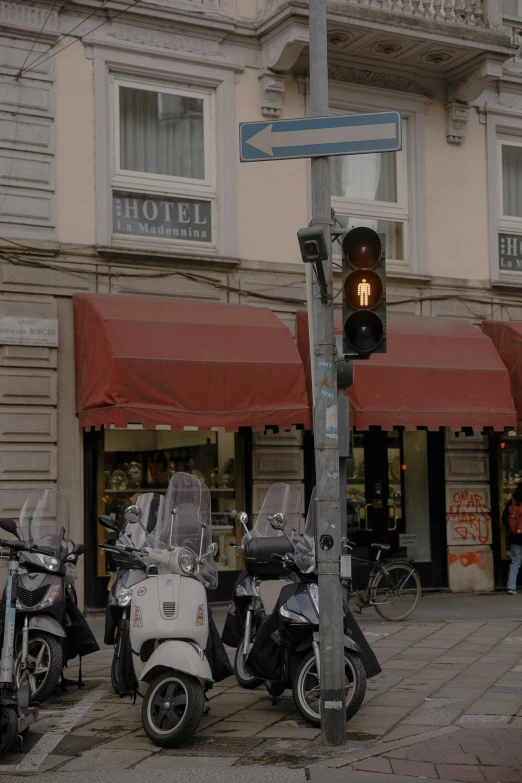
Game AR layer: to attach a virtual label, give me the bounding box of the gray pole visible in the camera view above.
[308,0,347,746]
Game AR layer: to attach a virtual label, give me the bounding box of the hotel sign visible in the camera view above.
[499,233,522,272]
[113,191,212,243]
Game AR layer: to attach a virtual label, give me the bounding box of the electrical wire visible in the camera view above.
[16,0,63,79]
[20,0,145,77]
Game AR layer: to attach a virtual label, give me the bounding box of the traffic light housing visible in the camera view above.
[341,226,386,358]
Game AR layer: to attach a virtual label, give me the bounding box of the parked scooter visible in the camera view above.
[0,517,60,756]
[2,489,97,704]
[243,488,381,726]
[103,472,232,748]
[100,493,163,693]
[222,483,302,689]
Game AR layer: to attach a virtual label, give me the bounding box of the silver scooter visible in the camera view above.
[0,517,56,756]
[102,473,223,748]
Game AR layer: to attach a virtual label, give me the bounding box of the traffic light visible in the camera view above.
[341,226,386,358]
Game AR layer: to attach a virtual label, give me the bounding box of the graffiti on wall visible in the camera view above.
[446,488,492,546]
[448,551,486,570]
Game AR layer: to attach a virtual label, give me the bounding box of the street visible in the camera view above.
[1,594,522,782]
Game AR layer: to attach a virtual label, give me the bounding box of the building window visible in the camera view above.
[498,136,522,274]
[112,78,215,248]
[330,122,408,266]
[503,0,522,16]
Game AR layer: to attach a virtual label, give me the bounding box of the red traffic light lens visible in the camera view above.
[344,270,383,310]
[344,311,384,354]
[342,227,382,270]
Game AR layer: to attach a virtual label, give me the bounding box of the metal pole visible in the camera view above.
[308,0,347,746]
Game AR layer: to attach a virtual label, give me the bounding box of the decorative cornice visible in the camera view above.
[0,1,59,35]
[326,64,431,97]
[495,91,522,110]
[105,25,225,59]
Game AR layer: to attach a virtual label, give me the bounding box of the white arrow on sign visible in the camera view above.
[245,121,397,157]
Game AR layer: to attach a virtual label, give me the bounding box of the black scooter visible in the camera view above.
[243,503,381,726]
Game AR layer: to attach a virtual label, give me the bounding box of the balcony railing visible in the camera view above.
[340,0,503,29]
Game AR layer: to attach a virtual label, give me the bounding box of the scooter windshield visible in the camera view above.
[292,487,317,573]
[159,472,217,590]
[118,493,165,550]
[19,488,69,554]
[252,483,302,538]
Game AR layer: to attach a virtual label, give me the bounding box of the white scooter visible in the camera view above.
[103,472,220,748]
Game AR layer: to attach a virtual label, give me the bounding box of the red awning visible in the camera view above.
[482,321,522,434]
[73,294,311,432]
[297,312,515,432]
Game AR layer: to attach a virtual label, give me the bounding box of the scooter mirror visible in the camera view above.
[238,511,248,527]
[0,517,20,540]
[124,504,142,526]
[206,542,218,557]
[269,513,286,531]
[98,515,119,533]
[71,542,85,557]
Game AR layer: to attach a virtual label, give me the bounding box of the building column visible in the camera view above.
[445,430,494,592]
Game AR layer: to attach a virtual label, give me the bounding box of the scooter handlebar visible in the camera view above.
[0,539,56,556]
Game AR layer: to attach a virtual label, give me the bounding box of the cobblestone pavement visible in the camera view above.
[1,597,522,782]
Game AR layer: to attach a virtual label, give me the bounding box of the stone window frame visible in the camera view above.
[306,81,429,276]
[93,45,237,259]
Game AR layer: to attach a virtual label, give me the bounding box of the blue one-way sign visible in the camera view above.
[239,111,401,162]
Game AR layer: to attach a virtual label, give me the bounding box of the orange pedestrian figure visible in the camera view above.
[358,278,371,307]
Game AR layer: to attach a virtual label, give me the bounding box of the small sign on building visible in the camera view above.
[499,233,522,272]
[399,533,417,547]
[0,317,58,347]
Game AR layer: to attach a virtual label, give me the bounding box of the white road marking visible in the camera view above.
[0,684,107,774]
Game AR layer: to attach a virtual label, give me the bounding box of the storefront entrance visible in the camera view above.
[346,428,447,588]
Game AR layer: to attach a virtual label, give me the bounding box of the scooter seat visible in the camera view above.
[259,580,288,615]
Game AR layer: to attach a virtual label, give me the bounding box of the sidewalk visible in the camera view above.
[2,594,522,782]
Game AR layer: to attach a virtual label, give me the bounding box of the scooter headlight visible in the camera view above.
[37,555,60,571]
[178,548,196,575]
[115,582,132,607]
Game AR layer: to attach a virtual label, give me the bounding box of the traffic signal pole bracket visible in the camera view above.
[308,0,347,747]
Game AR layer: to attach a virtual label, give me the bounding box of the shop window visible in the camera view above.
[111,77,215,248]
[98,428,241,577]
[330,122,409,267]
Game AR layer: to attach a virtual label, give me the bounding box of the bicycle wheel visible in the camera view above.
[370,562,421,621]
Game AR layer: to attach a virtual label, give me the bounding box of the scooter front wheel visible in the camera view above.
[142,671,204,748]
[0,706,18,759]
[293,649,366,727]
[16,632,63,704]
[234,636,263,690]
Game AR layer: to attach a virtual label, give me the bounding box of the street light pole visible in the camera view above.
[308,0,347,747]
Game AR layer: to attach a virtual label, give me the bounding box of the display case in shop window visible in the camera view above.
[97,429,243,578]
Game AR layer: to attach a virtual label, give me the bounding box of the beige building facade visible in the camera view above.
[2,0,522,605]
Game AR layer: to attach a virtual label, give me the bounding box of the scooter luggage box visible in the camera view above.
[243,537,292,577]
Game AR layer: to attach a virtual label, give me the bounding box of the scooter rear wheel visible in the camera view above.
[293,649,366,727]
[0,706,18,759]
[142,671,204,748]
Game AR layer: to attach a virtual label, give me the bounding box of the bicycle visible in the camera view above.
[343,540,421,622]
